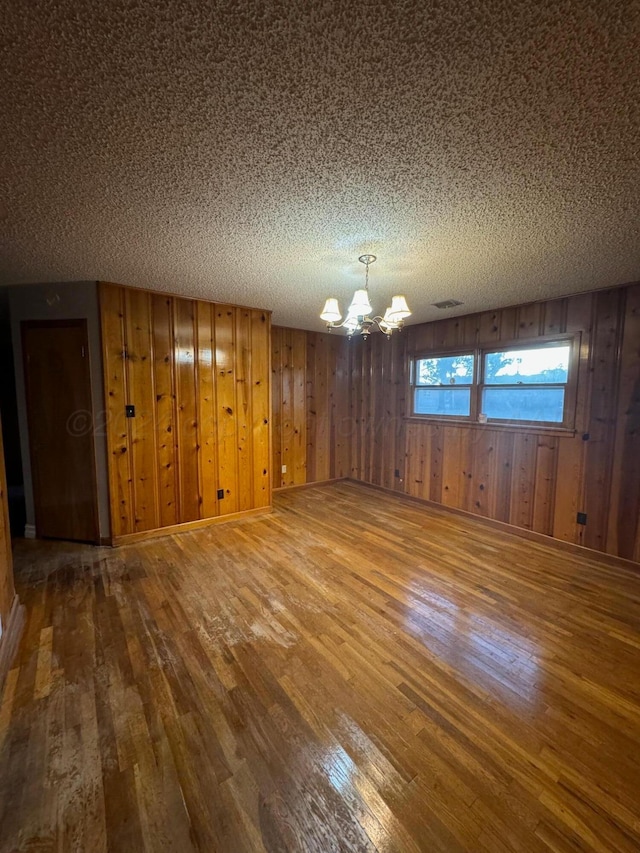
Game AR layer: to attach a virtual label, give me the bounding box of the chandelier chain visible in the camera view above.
[358,253,376,292]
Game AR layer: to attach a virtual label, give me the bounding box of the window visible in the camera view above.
[413,353,475,417]
[410,335,579,428]
[481,343,570,423]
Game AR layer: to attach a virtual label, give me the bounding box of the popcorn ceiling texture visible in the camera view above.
[1,0,639,329]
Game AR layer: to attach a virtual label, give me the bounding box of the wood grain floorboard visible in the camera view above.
[0,481,639,852]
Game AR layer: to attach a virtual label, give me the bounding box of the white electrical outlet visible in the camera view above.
[281,464,287,473]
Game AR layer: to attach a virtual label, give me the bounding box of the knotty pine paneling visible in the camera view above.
[349,331,407,491]
[271,328,350,488]
[349,285,640,562]
[606,285,640,561]
[152,294,179,528]
[174,297,200,523]
[100,283,271,540]
[214,304,240,514]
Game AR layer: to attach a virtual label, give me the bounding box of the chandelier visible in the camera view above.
[320,255,411,339]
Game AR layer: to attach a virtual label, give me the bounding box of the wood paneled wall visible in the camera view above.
[100,283,271,541]
[271,328,350,487]
[98,282,639,559]
[349,284,640,562]
[350,331,408,493]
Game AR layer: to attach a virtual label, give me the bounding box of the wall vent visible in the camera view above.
[432,299,463,309]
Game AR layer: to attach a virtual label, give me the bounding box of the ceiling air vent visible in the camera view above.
[432,299,463,310]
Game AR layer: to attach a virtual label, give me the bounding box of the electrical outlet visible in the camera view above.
[577,512,587,525]
[217,488,224,500]
[281,464,287,473]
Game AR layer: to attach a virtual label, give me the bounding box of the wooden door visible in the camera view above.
[22,320,99,543]
[0,409,15,626]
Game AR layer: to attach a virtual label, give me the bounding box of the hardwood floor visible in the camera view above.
[1,481,639,852]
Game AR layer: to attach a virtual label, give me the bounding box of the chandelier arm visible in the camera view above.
[332,318,360,329]
[371,316,399,329]
[325,319,362,331]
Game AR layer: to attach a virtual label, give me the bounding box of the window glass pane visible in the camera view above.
[484,345,570,385]
[415,388,471,416]
[416,354,474,386]
[482,387,565,422]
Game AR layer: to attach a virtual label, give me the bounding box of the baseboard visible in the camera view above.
[0,596,26,696]
[111,505,272,546]
[24,523,36,540]
[347,478,640,572]
[273,477,347,493]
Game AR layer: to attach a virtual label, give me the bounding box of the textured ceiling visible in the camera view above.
[1,0,639,330]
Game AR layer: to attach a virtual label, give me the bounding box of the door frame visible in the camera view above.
[21,318,100,544]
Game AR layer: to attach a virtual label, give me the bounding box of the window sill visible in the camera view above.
[404,416,577,437]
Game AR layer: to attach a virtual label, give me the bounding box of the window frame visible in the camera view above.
[409,333,581,431]
[410,347,477,422]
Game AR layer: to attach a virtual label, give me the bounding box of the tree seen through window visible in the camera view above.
[412,341,574,424]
